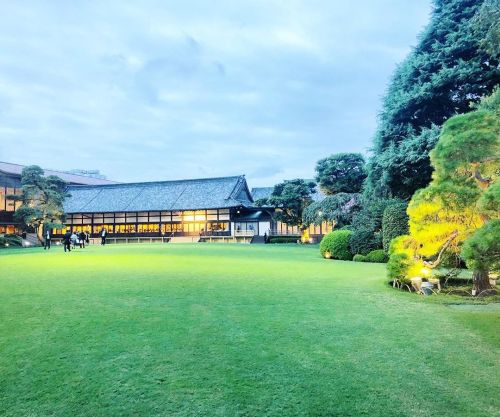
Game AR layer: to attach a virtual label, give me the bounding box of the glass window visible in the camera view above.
[183,211,194,222]
[194,210,206,221]
[126,213,137,222]
[149,215,160,222]
[5,188,15,212]
[93,214,104,223]
[0,187,5,211]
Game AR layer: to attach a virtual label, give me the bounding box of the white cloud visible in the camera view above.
[0,0,431,185]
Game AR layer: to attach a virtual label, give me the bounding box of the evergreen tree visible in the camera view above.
[266,179,316,228]
[315,153,366,195]
[389,89,499,294]
[366,0,500,199]
[11,166,68,243]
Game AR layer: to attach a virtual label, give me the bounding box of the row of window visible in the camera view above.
[0,187,22,212]
[53,222,231,235]
[274,222,334,235]
[66,209,231,225]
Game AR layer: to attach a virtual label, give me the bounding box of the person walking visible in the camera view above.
[70,231,78,249]
[79,231,86,248]
[100,227,107,245]
[44,227,51,250]
[63,230,72,252]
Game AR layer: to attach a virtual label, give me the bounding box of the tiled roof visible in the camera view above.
[0,161,117,185]
[64,175,253,213]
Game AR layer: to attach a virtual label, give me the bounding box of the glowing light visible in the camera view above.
[5,243,9,247]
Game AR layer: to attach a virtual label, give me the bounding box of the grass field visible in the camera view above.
[0,244,498,417]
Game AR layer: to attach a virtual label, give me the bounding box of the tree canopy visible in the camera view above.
[365,0,500,200]
[302,193,361,229]
[390,89,500,293]
[266,179,316,228]
[315,153,366,195]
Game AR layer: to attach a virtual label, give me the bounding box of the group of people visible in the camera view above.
[44,227,109,252]
[62,230,89,252]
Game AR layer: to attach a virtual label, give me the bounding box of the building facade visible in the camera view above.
[1,161,333,242]
[0,161,116,234]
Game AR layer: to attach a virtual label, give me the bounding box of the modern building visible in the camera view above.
[0,161,116,234]
[1,161,333,242]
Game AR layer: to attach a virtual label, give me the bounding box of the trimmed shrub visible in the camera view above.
[382,200,409,252]
[353,254,367,262]
[387,253,412,283]
[0,234,23,248]
[366,249,389,263]
[268,236,298,244]
[320,230,353,260]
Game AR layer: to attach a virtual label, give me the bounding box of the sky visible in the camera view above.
[0,0,431,186]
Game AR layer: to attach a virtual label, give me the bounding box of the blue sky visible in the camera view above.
[0,0,431,186]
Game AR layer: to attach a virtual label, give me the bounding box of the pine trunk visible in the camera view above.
[36,224,44,245]
[472,269,491,296]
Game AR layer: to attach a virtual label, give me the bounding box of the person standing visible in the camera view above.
[44,227,51,250]
[100,227,107,245]
[63,230,72,252]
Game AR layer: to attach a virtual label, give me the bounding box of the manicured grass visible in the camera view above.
[0,244,498,416]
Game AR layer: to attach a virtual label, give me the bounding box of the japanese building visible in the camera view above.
[1,161,333,242]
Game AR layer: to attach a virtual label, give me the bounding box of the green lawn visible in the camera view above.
[0,244,498,417]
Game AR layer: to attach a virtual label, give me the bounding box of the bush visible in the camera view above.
[0,234,23,248]
[382,200,409,252]
[353,254,367,262]
[320,230,353,260]
[387,253,412,283]
[267,236,299,244]
[365,249,389,263]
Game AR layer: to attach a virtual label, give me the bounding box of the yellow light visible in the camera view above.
[421,267,430,276]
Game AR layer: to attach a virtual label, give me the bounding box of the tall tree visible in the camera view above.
[12,166,68,243]
[366,0,500,199]
[266,179,316,228]
[315,153,366,195]
[390,89,499,294]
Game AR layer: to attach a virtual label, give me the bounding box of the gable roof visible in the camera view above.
[64,175,253,213]
[0,161,117,186]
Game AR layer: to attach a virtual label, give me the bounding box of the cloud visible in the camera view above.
[0,0,431,186]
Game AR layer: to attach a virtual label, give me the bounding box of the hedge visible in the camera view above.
[353,254,366,262]
[267,236,299,244]
[365,249,389,263]
[0,234,23,248]
[320,230,353,260]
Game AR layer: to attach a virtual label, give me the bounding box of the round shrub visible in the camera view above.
[366,249,389,263]
[382,200,409,252]
[320,230,353,260]
[353,254,366,262]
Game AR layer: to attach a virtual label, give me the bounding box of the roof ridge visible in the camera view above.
[67,175,246,189]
